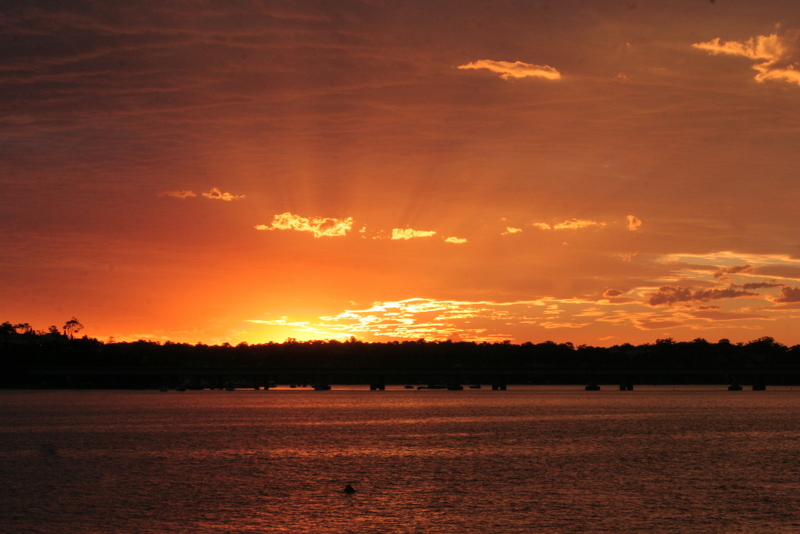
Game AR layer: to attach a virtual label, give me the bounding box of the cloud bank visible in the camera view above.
[647,285,758,307]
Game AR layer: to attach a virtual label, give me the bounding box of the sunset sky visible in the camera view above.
[3,0,800,346]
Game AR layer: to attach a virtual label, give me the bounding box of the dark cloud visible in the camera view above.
[647,285,759,307]
[774,286,800,303]
[603,289,623,297]
[742,281,784,290]
[713,264,751,278]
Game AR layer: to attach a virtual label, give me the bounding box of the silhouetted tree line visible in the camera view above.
[3,320,800,382]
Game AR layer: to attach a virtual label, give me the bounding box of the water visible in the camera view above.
[1,387,799,533]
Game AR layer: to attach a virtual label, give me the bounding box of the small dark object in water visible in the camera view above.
[343,484,356,494]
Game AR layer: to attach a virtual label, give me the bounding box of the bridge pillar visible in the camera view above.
[585,378,601,391]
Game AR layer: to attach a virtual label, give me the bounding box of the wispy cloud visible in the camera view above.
[201,188,245,201]
[540,321,589,329]
[553,219,605,230]
[714,264,752,279]
[531,219,606,230]
[159,190,196,199]
[391,228,437,240]
[595,307,768,332]
[457,59,561,80]
[689,309,768,321]
[693,30,800,85]
[159,188,244,201]
[256,212,354,238]
[742,282,784,290]
[626,215,642,231]
[444,236,467,244]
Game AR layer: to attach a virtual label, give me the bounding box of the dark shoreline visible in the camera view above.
[3,333,799,390]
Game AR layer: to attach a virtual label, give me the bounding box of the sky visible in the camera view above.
[3,0,800,347]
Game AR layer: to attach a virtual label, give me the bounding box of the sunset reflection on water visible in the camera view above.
[2,388,800,533]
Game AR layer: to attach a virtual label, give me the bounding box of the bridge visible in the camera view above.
[13,366,800,390]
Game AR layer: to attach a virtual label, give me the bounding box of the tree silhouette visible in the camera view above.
[63,317,83,339]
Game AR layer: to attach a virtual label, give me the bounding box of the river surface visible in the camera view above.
[1,387,799,533]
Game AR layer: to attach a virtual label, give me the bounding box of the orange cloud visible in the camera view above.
[391,228,437,240]
[502,227,523,235]
[444,236,467,244]
[256,212,354,238]
[201,188,244,201]
[552,219,605,230]
[626,215,642,231]
[693,30,800,85]
[159,190,196,199]
[457,59,561,80]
